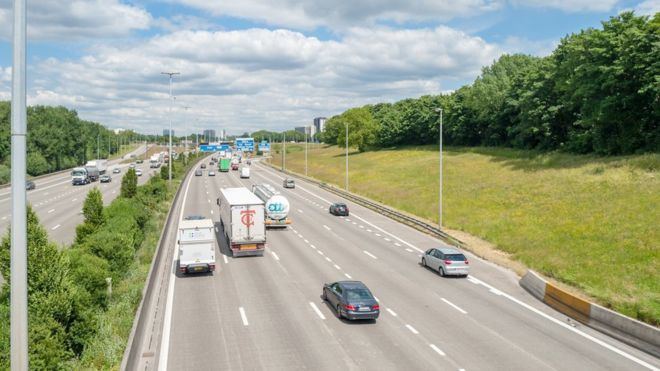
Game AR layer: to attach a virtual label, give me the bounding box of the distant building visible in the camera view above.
[313,117,327,133]
[203,129,216,142]
[221,129,226,140]
[295,126,307,134]
[163,129,174,136]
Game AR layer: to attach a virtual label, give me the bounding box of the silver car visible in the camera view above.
[421,247,470,277]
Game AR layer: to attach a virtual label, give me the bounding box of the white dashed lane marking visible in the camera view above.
[309,302,326,320]
[239,307,249,326]
[363,251,377,259]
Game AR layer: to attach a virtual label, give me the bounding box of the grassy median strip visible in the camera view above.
[269,144,659,325]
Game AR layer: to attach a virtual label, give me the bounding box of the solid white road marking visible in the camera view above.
[310,302,326,320]
[441,298,468,314]
[363,250,377,259]
[344,273,352,279]
[47,209,55,213]
[271,251,280,261]
[159,169,195,371]
[223,255,228,264]
[386,308,397,317]
[323,225,331,231]
[51,224,60,230]
[239,307,249,326]
[334,264,341,270]
[430,344,446,356]
[405,324,419,335]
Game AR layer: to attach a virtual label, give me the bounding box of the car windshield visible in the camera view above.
[345,289,372,300]
[445,254,466,261]
[72,170,85,176]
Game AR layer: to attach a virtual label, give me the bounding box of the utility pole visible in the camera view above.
[97,134,100,159]
[305,127,308,176]
[161,71,180,184]
[10,0,28,368]
[282,132,286,171]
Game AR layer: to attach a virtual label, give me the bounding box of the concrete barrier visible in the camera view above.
[520,270,660,358]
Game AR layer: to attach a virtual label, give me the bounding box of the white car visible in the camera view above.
[421,247,470,277]
[135,169,143,176]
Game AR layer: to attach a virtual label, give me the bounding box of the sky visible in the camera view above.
[0,0,658,136]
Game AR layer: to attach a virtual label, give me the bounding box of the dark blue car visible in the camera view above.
[322,281,379,321]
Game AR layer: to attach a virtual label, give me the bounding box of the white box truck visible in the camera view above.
[251,183,291,228]
[149,154,161,168]
[85,159,108,174]
[177,218,216,274]
[240,166,250,178]
[217,187,266,257]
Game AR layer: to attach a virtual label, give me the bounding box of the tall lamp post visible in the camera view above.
[435,108,443,228]
[161,71,180,184]
[282,131,286,171]
[183,106,191,165]
[345,122,349,191]
[305,126,308,176]
[10,0,28,368]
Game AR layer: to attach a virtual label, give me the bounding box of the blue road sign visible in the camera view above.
[199,144,231,152]
[259,141,270,152]
[235,138,255,152]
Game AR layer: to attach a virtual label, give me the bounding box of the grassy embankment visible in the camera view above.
[268,144,659,325]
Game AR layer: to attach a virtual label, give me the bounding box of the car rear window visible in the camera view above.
[345,289,373,300]
[445,254,467,261]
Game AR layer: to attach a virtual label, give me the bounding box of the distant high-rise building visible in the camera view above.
[313,117,327,134]
[163,129,174,136]
[203,129,216,142]
[221,129,226,140]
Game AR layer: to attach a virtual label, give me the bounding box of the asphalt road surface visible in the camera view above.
[0,144,155,246]
[152,158,659,371]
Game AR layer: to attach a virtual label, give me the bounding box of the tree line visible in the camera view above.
[320,12,659,155]
[0,102,154,184]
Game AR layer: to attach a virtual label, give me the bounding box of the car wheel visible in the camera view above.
[421,258,426,267]
[322,289,327,301]
[336,305,343,319]
[439,267,446,277]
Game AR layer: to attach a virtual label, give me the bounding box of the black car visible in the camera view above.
[322,281,379,321]
[25,180,35,190]
[201,163,207,169]
[99,175,112,183]
[136,159,144,164]
[329,203,349,216]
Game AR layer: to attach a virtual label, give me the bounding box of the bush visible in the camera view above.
[65,249,111,308]
[82,187,105,227]
[27,152,50,176]
[121,168,137,198]
[0,164,9,184]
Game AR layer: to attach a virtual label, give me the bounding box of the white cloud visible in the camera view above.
[634,0,660,15]
[172,0,505,29]
[510,0,619,12]
[20,26,502,134]
[0,0,151,41]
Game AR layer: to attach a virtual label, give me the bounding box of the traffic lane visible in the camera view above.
[168,169,343,370]
[224,168,463,370]
[251,165,659,370]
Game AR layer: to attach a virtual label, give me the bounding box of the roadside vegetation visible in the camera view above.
[269,144,659,325]
[0,151,202,368]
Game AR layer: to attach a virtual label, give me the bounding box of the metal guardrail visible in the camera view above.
[262,162,464,247]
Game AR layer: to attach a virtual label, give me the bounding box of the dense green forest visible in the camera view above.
[0,102,147,183]
[321,12,659,155]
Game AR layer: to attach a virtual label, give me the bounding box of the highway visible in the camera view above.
[0,144,154,246]
[149,158,659,370]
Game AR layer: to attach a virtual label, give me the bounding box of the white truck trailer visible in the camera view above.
[85,159,108,175]
[177,218,216,274]
[149,154,161,168]
[217,187,266,257]
[251,183,291,228]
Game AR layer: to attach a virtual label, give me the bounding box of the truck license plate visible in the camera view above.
[241,244,256,250]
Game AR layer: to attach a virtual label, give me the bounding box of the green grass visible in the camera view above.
[269,144,660,325]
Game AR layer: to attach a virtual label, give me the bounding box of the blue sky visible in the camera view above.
[0,0,657,134]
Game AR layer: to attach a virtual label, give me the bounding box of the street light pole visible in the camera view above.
[283,131,286,171]
[161,71,180,184]
[305,127,308,176]
[183,106,191,165]
[345,122,349,191]
[10,0,28,368]
[435,108,443,228]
